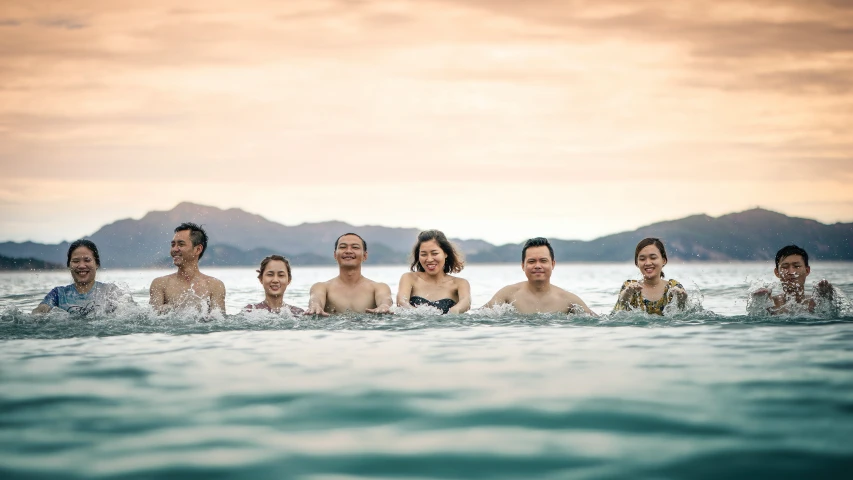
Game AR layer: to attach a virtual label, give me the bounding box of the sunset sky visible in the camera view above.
[1,0,851,245]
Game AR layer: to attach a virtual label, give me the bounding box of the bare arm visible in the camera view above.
[567,293,597,317]
[366,282,393,314]
[149,277,167,314]
[613,281,641,312]
[32,304,51,314]
[395,273,415,307]
[449,278,472,314]
[483,286,512,308]
[210,279,226,314]
[306,282,329,316]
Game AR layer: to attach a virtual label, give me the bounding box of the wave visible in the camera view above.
[2,304,851,340]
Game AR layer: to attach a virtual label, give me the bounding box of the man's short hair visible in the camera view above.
[175,222,209,259]
[521,237,554,262]
[775,244,809,268]
[334,232,367,252]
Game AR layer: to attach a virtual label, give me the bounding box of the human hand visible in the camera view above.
[752,287,772,297]
[669,286,687,300]
[620,281,643,300]
[366,304,392,314]
[815,280,834,297]
[305,304,329,316]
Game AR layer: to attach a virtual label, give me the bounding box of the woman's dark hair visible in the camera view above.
[634,237,667,278]
[67,239,100,267]
[409,230,464,274]
[257,255,292,281]
[175,222,208,259]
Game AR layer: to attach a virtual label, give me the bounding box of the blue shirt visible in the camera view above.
[40,282,126,315]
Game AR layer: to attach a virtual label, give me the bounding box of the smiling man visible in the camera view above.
[484,237,596,315]
[149,222,226,315]
[305,232,393,316]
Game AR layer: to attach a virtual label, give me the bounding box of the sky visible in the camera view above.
[1,0,852,245]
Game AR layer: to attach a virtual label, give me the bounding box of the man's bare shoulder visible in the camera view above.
[364,277,390,291]
[197,272,224,286]
[150,273,177,286]
[499,282,527,297]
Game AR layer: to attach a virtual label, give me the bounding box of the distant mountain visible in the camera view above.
[469,208,853,263]
[0,202,470,268]
[0,204,850,268]
[0,254,64,271]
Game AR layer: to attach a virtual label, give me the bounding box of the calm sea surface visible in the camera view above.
[2,263,852,479]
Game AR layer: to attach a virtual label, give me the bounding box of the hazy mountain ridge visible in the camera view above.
[0,204,850,269]
[0,254,64,271]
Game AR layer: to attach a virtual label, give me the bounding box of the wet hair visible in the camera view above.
[175,222,208,259]
[634,237,667,279]
[257,255,292,281]
[409,230,464,274]
[521,237,554,262]
[775,245,809,268]
[334,232,367,252]
[67,239,100,267]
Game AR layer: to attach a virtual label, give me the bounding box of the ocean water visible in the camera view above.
[1,263,853,479]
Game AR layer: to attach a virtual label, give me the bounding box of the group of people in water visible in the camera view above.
[33,222,837,317]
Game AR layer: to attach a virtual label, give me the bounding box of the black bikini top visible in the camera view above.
[409,296,456,314]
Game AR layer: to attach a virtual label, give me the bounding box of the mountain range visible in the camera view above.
[0,202,850,269]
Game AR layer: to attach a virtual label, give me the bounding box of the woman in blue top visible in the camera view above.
[32,239,127,315]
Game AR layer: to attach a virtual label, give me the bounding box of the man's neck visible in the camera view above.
[177,264,201,282]
[74,280,96,294]
[338,267,363,285]
[526,280,551,294]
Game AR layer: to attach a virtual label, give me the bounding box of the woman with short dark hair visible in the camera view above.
[396,230,471,314]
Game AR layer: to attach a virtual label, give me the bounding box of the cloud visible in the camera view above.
[37,17,88,30]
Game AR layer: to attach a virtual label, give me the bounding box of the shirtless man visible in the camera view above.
[484,237,596,315]
[149,222,226,315]
[752,244,834,314]
[305,233,393,316]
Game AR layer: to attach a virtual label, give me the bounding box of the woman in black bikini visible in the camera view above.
[396,230,471,314]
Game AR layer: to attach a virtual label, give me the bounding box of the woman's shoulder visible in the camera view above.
[619,279,638,289]
[666,279,684,288]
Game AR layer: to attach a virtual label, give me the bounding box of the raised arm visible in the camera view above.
[149,277,167,314]
[305,282,330,316]
[395,273,415,308]
[613,280,642,312]
[366,282,393,314]
[449,278,472,314]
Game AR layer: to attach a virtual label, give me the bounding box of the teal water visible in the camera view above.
[2,263,853,479]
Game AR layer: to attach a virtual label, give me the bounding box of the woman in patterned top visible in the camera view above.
[244,255,304,315]
[613,238,687,315]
